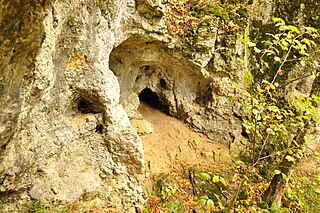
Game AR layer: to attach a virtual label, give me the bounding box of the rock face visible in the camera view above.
[109,32,244,145]
[0,0,146,211]
[0,0,244,210]
[1,0,318,211]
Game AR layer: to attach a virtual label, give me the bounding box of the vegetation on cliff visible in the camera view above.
[165,0,248,45]
[143,1,320,212]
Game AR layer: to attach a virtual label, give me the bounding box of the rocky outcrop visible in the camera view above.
[0,0,259,210]
[109,36,243,144]
[0,0,145,211]
[0,1,244,210]
[1,0,318,211]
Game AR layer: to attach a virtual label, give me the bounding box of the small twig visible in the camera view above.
[226,180,244,213]
[256,147,293,161]
[285,49,318,62]
[279,73,316,88]
[188,168,197,196]
[271,34,303,84]
[214,183,229,201]
[252,118,257,165]
[253,133,270,166]
[271,45,293,84]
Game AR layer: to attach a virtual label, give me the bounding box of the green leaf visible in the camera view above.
[207,199,215,207]
[274,56,281,62]
[241,37,250,43]
[235,160,244,165]
[247,41,256,47]
[228,96,235,102]
[287,25,300,34]
[244,70,254,84]
[212,176,220,183]
[273,17,285,26]
[219,177,227,186]
[271,203,279,211]
[266,128,275,135]
[254,47,262,53]
[252,108,260,116]
[199,172,211,181]
[279,25,289,31]
[200,195,209,200]
[304,26,319,34]
[285,155,295,162]
[267,106,280,113]
[281,39,289,47]
[282,173,287,179]
[274,170,281,175]
[301,38,317,47]
[213,193,220,199]
[199,198,207,205]
[287,187,293,195]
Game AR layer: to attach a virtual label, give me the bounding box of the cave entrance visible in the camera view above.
[139,88,169,114]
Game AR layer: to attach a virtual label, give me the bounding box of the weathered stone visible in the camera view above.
[0,2,247,210]
[1,0,318,211]
[131,119,154,136]
[109,35,244,145]
[0,0,145,211]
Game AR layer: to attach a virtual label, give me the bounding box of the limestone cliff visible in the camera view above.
[0,0,146,211]
[0,0,319,211]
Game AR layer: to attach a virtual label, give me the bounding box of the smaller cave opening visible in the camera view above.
[139,88,169,114]
[95,124,104,133]
[77,98,100,114]
[241,129,249,139]
[160,78,167,89]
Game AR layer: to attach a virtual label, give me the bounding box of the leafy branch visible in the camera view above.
[240,17,320,208]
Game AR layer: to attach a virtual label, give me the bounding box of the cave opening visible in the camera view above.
[139,88,169,114]
[77,98,100,114]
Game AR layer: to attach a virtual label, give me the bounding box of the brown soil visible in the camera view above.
[136,102,232,193]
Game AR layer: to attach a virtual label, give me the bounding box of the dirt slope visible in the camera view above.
[133,102,232,193]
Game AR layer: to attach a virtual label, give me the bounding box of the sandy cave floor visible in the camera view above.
[135,102,233,194]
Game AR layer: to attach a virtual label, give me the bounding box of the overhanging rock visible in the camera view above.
[0,0,145,212]
[0,0,251,211]
[109,35,243,144]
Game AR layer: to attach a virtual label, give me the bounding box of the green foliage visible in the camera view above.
[30,204,48,213]
[196,172,227,209]
[165,0,248,46]
[166,200,184,213]
[235,17,320,210]
[273,0,320,30]
[283,174,320,213]
[240,18,320,171]
[161,185,176,199]
[198,195,215,207]
[155,173,177,202]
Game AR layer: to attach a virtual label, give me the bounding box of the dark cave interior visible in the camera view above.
[139,88,169,114]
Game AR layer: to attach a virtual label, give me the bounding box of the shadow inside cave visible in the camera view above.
[138,88,169,114]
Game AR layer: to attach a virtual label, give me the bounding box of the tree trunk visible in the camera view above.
[262,159,292,208]
[263,124,309,208]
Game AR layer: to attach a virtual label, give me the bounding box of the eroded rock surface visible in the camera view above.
[0,0,246,210]
[1,0,318,211]
[0,0,145,211]
[109,35,244,145]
